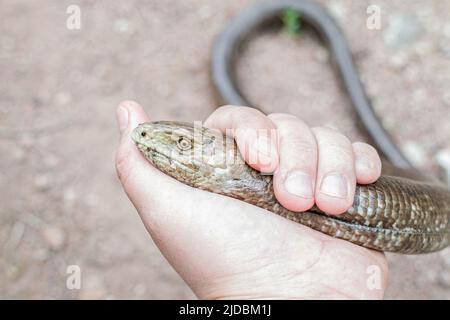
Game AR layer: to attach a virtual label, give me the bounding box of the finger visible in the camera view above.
[115,101,199,241]
[204,105,278,173]
[116,100,152,191]
[352,142,382,184]
[312,127,356,215]
[268,113,317,212]
[115,100,186,216]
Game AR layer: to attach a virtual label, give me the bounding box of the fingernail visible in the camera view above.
[356,155,373,171]
[320,173,348,199]
[284,171,313,199]
[117,106,129,133]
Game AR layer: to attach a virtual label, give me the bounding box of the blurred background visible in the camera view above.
[1,0,449,299]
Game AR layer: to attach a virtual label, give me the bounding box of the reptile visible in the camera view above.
[132,121,450,254]
[132,0,450,254]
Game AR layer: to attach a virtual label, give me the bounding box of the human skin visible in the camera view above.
[115,100,388,299]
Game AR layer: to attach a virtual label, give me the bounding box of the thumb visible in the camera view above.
[114,100,189,221]
[116,100,149,142]
[115,100,154,192]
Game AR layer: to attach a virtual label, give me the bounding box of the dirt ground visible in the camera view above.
[1,0,449,299]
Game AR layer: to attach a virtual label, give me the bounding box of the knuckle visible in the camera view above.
[269,113,308,129]
[237,107,266,120]
[216,106,267,128]
[215,105,251,120]
[335,134,352,149]
[286,139,317,155]
[353,142,380,157]
[327,144,354,162]
[312,125,341,138]
[218,105,260,116]
[314,127,352,148]
[352,141,368,148]
[235,115,272,132]
[216,105,237,112]
[219,104,246,109]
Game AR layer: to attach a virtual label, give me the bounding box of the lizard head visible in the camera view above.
[131,121,242,188]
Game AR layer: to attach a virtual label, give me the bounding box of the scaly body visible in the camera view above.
[132,121,450,254]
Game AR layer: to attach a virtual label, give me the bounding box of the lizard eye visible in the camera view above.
[177,137,192,151]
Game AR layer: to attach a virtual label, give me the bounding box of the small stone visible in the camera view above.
[443,23,450,38]
[53,91,72,106]
[412,88,427,103]
[389,52,409,69]
[197,5,212,20]
[314,48,329,63]
[43,154,60,168]
[33,248,50,262]
[34,174,51,191]
[6,264,24,281]
[42,226,66,251]
[11,146,25,162]
[63,188,77,209]
[6,222,25,249]
[114,19,132,34]
[1,37,15,51]
[18,133,35,148]
[443,93,450,106]
[327,0,347,22]
[382,113,398,131]
[384,15,424,49]
[413,41,433,56]
[403,66,420,82]
[436,149,450,185]
[402,141,427,167]
[439,39,450,59]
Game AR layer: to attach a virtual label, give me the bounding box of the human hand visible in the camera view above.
[116,101,388,299]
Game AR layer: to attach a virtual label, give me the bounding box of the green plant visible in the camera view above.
[282,8,302,37]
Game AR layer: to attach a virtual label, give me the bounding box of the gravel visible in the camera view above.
[0,0,449,299]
